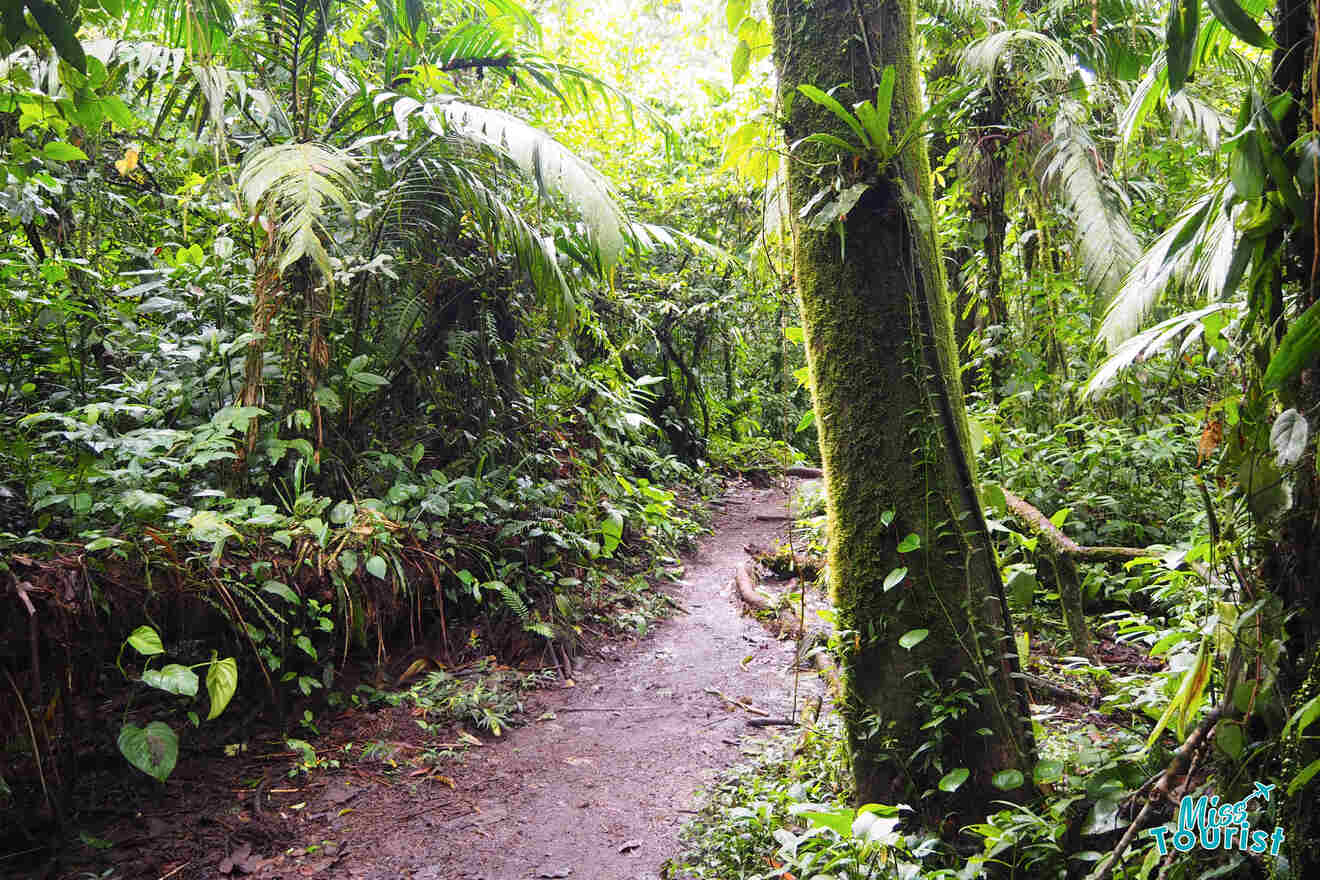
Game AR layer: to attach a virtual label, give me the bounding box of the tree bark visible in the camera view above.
[1263,0,1320,864]
[768,0,1032,814]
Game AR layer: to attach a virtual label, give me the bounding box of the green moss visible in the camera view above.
[769,0,1030,810]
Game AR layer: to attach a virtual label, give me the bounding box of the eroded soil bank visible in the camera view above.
[28,479,822,880]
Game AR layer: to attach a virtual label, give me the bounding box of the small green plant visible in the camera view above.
[115,625,238,781]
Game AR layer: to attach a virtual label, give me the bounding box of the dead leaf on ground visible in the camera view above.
[219,842,261,875]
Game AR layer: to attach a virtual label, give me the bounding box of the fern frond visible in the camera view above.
[238,143,357,284]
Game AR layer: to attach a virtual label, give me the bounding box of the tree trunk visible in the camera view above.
[768,0,1032,814]
[1263,0,1320,865]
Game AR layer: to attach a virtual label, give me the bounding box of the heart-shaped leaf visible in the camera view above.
[883,567,907,591]
[127,626,164,656]
[992,769,1025,790]
[142,664,198,697]
[118,722,178,781]
[206,657,238,720]
[939,768,969,792]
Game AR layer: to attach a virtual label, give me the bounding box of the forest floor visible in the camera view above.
[37,479,824,880]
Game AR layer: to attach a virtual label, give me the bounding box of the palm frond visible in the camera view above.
[1086,302,1236,397]
[422,99,628,270]
[417,156,577,324]
[1098,183,1236,347]
[238,143,357,283]
[1169,92,1227,151]
[961,29,1072,87]
[1035,109,1143,307]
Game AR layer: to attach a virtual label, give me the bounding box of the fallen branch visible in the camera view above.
[733,561,803,638]
[785,466,824,478]
[659,592,691,614]
[748,718,797,727]
[1002,490,1153,661]
[1088,702,1226,880]
[704,687,770,717]
[1020,672,1095,705]
[1002,491,1148,564]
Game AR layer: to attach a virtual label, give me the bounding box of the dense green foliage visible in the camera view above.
[4,0,1320,875]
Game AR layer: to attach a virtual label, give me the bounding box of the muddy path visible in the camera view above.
[10,481,818,880]
[318,479,819,880]
[32,479,824,880]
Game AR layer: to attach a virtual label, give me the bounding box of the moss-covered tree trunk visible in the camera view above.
[1263,0,1320,866]
[768,0,1032,813]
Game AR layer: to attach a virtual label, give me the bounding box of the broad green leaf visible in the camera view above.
[206,657,238,719]
[43,141,88,161]
[797,84,867,146]
[26,0,86,73]
[1216,721,1245,759]
[127,626,164,656]
[1271,409,1309,467]
[120,489,169,515]
[142,664,198,697]
[898,628,929,650]
[724,0,747,33]
[365,555,388,579]
[731,39,750,85]
[1289,757,1320,796]
[883,567,907,591]
[896,533,920,553]
[1033,759,1065,783]
[1265,299,1320,390]
[791,131,860,154]
[101,95,137,129]
[939,768,969,792]
[1205,0,1273,48]
[800,808,855,837]
[992,769,1025,790]
[1165,0,1200,94]
[600,508,624,555]
[117,721,178,781]
[1004,563,1037,608]
[1229,128,1267,200]
[795,409,815,432]
[188,510,238,544]
[339,549,358,576]
[262,580,300,604]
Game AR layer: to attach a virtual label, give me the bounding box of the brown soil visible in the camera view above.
[19,480,822,880]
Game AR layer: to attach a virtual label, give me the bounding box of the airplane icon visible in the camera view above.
[1245,782,1275,804]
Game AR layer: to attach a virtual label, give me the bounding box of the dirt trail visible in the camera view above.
[282,480,820,880]
[20,481,816,880]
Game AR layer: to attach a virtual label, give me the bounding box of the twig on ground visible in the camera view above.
[703,687,770,716]
[1089,702,1226,880]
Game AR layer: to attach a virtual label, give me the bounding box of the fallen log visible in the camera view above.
[785,466,824,478]
[733,561,804,638]
[1020,672,1095,705]
[1002,490,1152,661]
